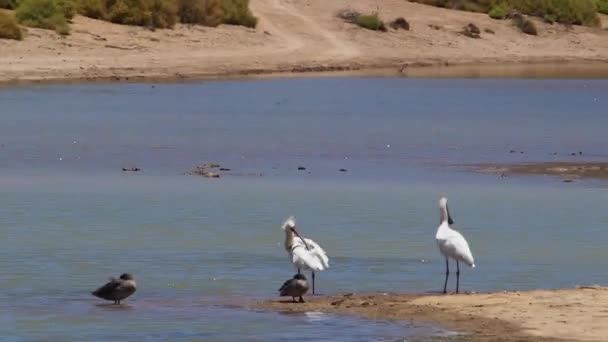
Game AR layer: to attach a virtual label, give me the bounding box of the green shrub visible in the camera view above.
[179,0,223,26]
[0,10,22,39]
[77,0,105,19]
[409,0,600,26]
[106,0,176,28]
[355,13,387,31]
[597,0,608,15]
[543,13,556,23]
[56,0,75,19]
[149,0,177,28]
[220,0,257,27]
[488,4,508,18]
[0,0,19,9]
[15,0,70,34]
[106,0,149,26]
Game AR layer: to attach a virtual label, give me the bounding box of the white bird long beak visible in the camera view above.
[291,227,310,250]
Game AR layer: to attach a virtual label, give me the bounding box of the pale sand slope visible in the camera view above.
[254,286,608,341]
[1,0,608,84]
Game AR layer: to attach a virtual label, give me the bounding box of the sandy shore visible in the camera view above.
[474,162,608,181]
[1,0,608,85]
[254,286,608,341]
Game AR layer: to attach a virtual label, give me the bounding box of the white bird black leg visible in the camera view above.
[456,261,460,294]
[312,271,316,295]
[443,258,449,294]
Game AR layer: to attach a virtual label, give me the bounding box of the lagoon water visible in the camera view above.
[1,77,607,341]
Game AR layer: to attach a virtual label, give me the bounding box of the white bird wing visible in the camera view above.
[437,230,475,267]
[291,238,326,271]
[303,238,329,269]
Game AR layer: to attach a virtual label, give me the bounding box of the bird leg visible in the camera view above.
[118,300,121,305]
[456,261,460,294]
[312,272,316,295]
[292,297,297,303]
[299,296,305,303]
[443,258,449,294]
[297,268,301,275]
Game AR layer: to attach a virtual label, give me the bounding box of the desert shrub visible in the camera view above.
[543,13,556,23]
[15,0,70,34]
[106,0,175,28]
[56,0,75,19]
[488,4,508,18]
[409,0,600,26]
[0,10,22,39]
[179,0,223,26]
[355,13,387,31]
[220,0,257,27]
[106,0,150,26]
[149,0,177,28]
[0,0,19,9]
[77,0,105,18]
[597,0,608,15]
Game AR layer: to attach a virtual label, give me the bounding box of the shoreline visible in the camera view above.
[2,59,608,88]
[2,0,607,87]
[253,286,608,341]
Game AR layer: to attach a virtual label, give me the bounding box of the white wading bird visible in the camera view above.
[436,197,475,294]
[282,216,329,295]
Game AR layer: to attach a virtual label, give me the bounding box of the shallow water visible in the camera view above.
[1,77,607,340]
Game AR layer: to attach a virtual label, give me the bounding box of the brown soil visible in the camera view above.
[1,1,608,84]
[253,286,608,341]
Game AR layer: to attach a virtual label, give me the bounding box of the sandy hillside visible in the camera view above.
[254,286,608,341]
[1,0,608,84]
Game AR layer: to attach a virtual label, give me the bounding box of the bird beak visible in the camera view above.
[291,227,310,250]
[447,205,454,225]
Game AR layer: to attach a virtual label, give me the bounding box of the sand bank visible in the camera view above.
[254,286,608,341]
[1,0,608,85]
[474,162,608,181]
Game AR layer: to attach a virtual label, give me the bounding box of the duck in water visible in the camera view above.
[279,274,309,303]
[92,273,137,304]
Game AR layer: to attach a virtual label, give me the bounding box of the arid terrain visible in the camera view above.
[1,0,608,84]
[254,286,608,341]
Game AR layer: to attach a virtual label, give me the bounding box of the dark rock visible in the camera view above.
[562,179,573,183]
[484,28,495,34]
[336,8,361,24]
[297,166,306,171]
[219,167,231,171]
[390,17,410,30]
[339,168,348,172]
[462,23,481,39]
[509,150,516,153]
[122,167,141,172]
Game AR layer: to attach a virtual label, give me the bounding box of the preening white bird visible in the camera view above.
[282,216,329,295]
[435,197,475,294]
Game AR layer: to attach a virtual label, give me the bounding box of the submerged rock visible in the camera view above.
[122,167,141,172]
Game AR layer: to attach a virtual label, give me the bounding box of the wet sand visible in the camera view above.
[254,286,608,341]
[1,0,608,85]
[474,162,608,181]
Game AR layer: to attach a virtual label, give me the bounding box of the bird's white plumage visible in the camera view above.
[436,222,475,267]
[436,197,475,267]
[282,217,330,272]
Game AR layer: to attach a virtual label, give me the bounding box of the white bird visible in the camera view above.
[436,197,475,294]
[282,216,329,295]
